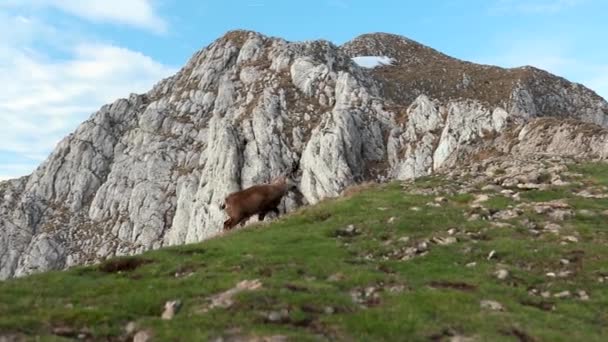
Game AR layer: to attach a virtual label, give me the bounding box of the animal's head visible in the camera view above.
[271,174,298,191]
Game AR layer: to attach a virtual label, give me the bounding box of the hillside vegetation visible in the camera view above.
[1,157,607,341]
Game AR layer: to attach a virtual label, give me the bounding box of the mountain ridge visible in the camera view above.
[1,29,607,279]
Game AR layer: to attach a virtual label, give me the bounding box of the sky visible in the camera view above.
[1,0,607,180]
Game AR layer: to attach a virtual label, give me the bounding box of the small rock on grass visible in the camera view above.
[562,236,579,243]
[494,269,509,280]
[553,291,571,299]
[133,330,153,342]
[327,273,344,282]
[473,194,490,203]
[125,322,137,335]
[161,300,182,320]
[334,225,360,237]
[432,236,457,245]
[577,290,590,301]
[480,300,504,311]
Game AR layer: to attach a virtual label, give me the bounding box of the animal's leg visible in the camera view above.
[223,218,234,231]
[237,215,250,228]
[258,211,267,221]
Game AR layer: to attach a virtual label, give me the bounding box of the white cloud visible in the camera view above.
[1,0,167,34]
[0,11,176,179]
[491,0,586,13]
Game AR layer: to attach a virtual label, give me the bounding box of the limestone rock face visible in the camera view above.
[1,30,608,279]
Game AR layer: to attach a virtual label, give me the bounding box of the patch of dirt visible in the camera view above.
[284,283,310,293]
[519,299,555,312]
[500,328,537,342]
[98,257,153,273]
[51,326,92,340]
[169,247,206,256]
[429,281,478,292]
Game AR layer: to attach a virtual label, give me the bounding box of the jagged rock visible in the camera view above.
[480,300,504,311]
[2,30,608,279]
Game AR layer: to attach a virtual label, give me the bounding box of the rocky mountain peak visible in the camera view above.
[1,29,607,279]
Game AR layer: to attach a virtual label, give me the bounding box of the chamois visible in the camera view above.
[220,175,297,231]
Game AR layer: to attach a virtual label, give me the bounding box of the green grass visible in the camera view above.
[1,164,608,341]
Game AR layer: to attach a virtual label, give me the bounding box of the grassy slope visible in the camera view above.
[1,164,608,341]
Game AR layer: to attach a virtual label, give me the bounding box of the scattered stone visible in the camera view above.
[577,290,590,301]
[201,279,262,312]
[562,236,579,243]
[398,236,410,243]
[487,250,496,260]
[387,284,407,293]
[447,228,458,235]
[546,272,556,278]
[544,223,562,234]
[517,183,547,190]
[558,270,574,278]
[133,330,153,342]
[466,262,477,268]
[552,178,570,186]
[266,309,289,323]
[432,236,457,246]
[548,209,574,221]
[553,291,571,299]
[324,306,335,315]
[435,197,448,203]
[521,218,538,230]
[501,189,515,196]
[327,273,344,282]
[334,225,361,237]
[601,209,608,217]
[577,209,596,217]
[481,184,502,192]
[410,207,422,212]
[387,217,396,224]
[492,209,520,221]
[473,194,490,204]
[560,259,570,266]
[377,207,388,211]
[491,222,513,228]
[351,286,381,307]
[417,241,429,252]
[575,190,608,199]
[541,291,551,298]
[161,300,182,320]
[125,322,137,335]
[494,269,509,280]
[480,300,504,311]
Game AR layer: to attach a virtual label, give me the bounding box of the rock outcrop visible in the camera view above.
[1,30,608,279]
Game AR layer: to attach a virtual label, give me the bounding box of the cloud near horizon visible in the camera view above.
[0,4,176,180]
[1,0,168,34]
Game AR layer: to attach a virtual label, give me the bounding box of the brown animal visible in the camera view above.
[220,175,297,231]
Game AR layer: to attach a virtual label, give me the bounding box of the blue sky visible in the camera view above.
[1,0,607,180]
